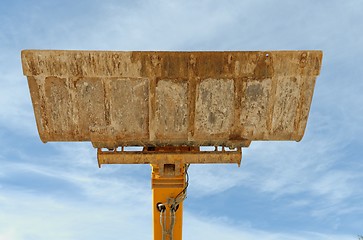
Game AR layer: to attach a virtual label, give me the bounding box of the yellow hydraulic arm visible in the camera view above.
[152,163,187,240]
[98,146,241,240]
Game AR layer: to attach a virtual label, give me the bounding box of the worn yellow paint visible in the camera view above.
[152,164,186,240]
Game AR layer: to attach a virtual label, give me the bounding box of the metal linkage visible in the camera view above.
[98,146,240,240]
[97,146,242,168]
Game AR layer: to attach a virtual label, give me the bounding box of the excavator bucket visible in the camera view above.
[22,50,323,240]
[21,50,322,149]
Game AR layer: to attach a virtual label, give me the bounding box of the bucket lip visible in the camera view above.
[21,50,323,77]
[21,49,323,62]
[22,49,323,53]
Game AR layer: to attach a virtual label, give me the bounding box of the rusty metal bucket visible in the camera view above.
[21,50,322,149]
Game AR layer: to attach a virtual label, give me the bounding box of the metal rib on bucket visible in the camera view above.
[21,50,322,149]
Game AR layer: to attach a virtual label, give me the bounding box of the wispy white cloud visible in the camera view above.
[1,143,150,204]
[0,143,152,240]
[0,188,151,240]
[188,164,250,197]
[184,213,354,240]
[0,71,36,136]
[189,125,363,221]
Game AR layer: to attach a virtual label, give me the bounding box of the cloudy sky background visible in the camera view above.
[1,0,363,239]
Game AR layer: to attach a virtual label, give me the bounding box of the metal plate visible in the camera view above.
[22,50,322,148]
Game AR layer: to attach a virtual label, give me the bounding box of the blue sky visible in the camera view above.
[1,0,363,239]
